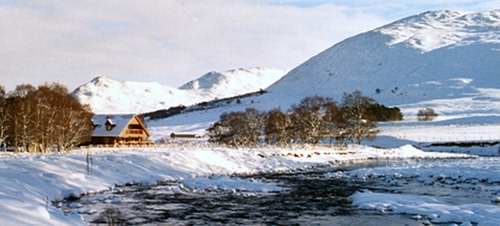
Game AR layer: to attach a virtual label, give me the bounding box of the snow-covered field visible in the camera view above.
[149,112,500,155]
[0,145,468,226]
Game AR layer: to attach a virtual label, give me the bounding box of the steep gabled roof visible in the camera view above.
[92,114,136,137]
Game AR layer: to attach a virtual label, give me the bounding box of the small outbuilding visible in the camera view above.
[90,114,152,146]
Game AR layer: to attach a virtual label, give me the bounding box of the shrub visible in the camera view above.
[417,107,438,121]
[208,91,399,147]
[367,104,403,121]
[288,96,332,144]
[207,108,263,147]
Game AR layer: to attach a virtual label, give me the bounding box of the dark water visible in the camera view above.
[60,162,443,226]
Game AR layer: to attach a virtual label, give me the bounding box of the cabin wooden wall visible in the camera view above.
[90,116,152,146]
[122,117,149,140]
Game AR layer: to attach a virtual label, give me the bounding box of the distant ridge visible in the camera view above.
[72,67,285,114]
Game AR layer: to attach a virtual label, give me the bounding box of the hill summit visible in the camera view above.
[267,10,500,113]
[73,67,285,114]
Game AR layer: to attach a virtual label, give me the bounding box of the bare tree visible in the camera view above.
[208,108,263,147]
[40,83,93,151]
[209,93,389,148]
[417,107,438,121]
[289,96,331,144]
[7,84,36,152]
[340,91,379,144]
[0,85,8,151]
[322,101,347,145]
[4,83,93,152]
[263,108,290,146]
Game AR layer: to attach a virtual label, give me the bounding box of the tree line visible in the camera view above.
[0,83,93,152]
[208,91,403,147]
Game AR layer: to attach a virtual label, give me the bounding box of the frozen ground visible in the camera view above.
[0,145,468,226]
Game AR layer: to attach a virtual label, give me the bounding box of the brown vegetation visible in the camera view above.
[417,107,438,121]
[208,91,401,147]
[207,108,263,147]
[0,83,93,152]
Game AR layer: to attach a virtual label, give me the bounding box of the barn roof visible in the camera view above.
[92,114,136,137]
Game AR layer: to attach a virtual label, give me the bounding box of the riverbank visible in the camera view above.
[339,157,500,226]
[0,145,470,225]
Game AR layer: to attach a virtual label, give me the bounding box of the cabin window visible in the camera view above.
[128,124,143,130]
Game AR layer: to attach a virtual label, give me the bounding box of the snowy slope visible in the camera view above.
[72,67,285,114]
[148,10,500,142]
[267,10,500,110]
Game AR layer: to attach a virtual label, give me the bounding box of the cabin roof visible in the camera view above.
[92,114,137,137]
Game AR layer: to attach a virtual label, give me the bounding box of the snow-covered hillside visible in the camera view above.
[149,10,500,142]
[73,76,202,114]
[72,67,285,114]
[267,10,500,110]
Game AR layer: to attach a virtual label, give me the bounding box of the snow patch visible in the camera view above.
[352,191,500,226]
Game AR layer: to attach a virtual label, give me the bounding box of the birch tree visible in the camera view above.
[4,83,93,152]
[263,109,290,145]
[38,83,93,151]
[8,85,36,152]
[340,91,378,144]
[208,108,263,147]
[0,85,7,151]
[288,96,331,144]
[322,101,347,145]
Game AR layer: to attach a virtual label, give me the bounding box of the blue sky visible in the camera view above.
[0,0,499,90]
[271,0,500,17]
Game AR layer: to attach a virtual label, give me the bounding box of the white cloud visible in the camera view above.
[0,0,388,91]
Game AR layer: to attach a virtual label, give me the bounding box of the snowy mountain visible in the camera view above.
[72,76,201,114]
[179,67,285,98]
[72,67,285,114]
[266,10,500,111]
[149,10,500,140]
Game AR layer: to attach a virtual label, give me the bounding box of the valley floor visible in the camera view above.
[0,145,468,226]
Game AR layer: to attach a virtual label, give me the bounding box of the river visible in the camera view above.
[59,158,500,226]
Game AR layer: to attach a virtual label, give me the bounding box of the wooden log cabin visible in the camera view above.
[90,114,153,146]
